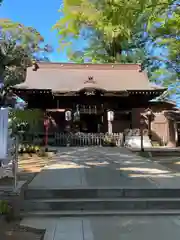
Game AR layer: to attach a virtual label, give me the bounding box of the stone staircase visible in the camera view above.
[21,188,180,217]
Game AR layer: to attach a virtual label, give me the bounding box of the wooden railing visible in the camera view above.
[54,132,123,146]
[17,129,149,147]
[18,132,124,147]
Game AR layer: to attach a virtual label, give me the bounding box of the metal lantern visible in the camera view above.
[107,110,114,121]
[147,109,152,116]
[65,110,72,121]
[140,115,145,152]
[140,116,145,125]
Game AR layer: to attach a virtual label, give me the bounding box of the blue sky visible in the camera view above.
[0,0,73,62]
[0,0,179,106]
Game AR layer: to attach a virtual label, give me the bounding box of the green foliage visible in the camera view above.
[8,109,44,134]
[54,0,173,63]
[0,200,14,222]
[149,3,180,101]
[0,19,52,107]
[0,19,52,88]
[18,144,40,154]
[54,0,179,103]
[0,200,10,215]
[103,135,117,146]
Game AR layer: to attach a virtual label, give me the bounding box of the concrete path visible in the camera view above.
[22,147,180,239]
[28,147,180,189]
[21,215,180,240]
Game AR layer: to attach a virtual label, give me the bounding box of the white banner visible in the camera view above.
[0,108,9,159]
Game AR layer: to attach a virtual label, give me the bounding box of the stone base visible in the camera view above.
[167,141,176,148]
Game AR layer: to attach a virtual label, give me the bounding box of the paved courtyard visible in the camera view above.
[22,147,180,239]
[21,215,180,240]
[28,147,180,189]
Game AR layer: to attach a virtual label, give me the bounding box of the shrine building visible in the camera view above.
[11,62,180,147]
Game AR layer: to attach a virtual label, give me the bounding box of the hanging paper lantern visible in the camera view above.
[65,110,72,121]
[107,111,114,121]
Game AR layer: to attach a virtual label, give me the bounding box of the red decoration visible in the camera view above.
[44,119,49,128]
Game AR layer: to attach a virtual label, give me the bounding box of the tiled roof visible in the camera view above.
[13,62,165,92]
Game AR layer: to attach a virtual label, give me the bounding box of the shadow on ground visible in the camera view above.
[27,147,180,189]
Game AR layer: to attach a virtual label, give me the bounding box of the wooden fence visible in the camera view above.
[18,128,150,147]
[19,132,124,147]
[55,132,123,146]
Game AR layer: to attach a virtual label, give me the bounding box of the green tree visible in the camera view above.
[54,0,179,102]
[54,0,173,63]
[0,19,52,87]
[0,19,52,106]
[148,3,180,101]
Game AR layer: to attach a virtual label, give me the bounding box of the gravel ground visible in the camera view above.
[0,154,50,240]
[0,219,45,240]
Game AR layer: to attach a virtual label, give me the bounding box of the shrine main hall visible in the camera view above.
[12,62,180,147]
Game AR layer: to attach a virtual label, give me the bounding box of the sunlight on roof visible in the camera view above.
[119,167,170,174]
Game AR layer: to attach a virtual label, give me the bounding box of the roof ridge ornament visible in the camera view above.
[32,61,39,71]
[138,64,143,72]
[84,76,96,84]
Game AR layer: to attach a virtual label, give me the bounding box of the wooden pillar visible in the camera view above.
[57,99,59,108]
[101,113,104,133]
[131,108,145,128]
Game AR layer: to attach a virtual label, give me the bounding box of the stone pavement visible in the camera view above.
[28,147,180,189]
[21,215,180,240]
[22,147,180,239]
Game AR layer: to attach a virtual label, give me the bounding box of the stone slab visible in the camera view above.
[28,147,180,189]
[21,216,180,240]
[28,168,82,189]
[54,218,83,240]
